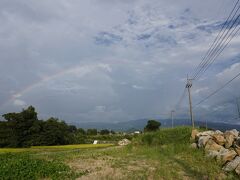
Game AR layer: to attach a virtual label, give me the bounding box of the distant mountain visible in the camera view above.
[75,119,149,131]
[196,121,240,131]
[74,118,240,132]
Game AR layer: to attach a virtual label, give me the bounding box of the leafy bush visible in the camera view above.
[0,106,76,147]
[86,129,98,135]
[134,127,192,146]
[100,129,110,135]
[144,120,161,132]
[0,153,77,180]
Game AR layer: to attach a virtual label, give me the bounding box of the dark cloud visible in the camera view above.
[0,0,239,124]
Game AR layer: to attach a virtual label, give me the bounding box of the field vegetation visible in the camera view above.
[0,144,113,153]
[0,106,127,148]
[0,126,238,179]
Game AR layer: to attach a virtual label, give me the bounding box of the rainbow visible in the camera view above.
[1,63,110,108]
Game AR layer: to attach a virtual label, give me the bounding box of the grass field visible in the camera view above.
[0,127,238,179]
[0,144,114,153]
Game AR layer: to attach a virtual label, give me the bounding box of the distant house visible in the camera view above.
[134,131,141,134]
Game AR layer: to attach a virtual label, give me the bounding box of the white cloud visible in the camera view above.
[0,0,239,123]
[193,87,209,95]
[13,99,26,107]
[12,93,22,98]
[216,63,240,79]
[94,106,106,113]
[132,85,144,90]
[98,63,112,72]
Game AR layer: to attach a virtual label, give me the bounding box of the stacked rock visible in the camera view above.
[118,139,131,146]
[191,129,240,175]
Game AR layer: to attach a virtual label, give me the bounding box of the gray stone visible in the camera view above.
[198,135,212,148]
[197,131,215,137]
[234,146,240,156]
[205,139,222,152]
[230,129,239,137]
[224,132,235,148]
[206,150,219,159]
[216,149,237,165]
[215,130,223,134]
[223,156,240,172]
[235,138,240,147]
[212,133,225,146]
[190,143,197,149]
[235,163,240,175]
[118,139,131,146]
[191,129,199,141]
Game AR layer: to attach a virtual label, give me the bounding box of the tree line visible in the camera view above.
[0,106,115,148]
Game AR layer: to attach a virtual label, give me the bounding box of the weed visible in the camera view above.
[0,153,77,180]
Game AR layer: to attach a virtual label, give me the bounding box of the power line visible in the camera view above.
[191,0,239,79]
[195,16,240,80]
[181,1,240,125]
[197,25,240,79]
[174,87,187,110]
[194,71,240,108]
[171,1,240,124]
[193,95,240,123]
[193,0,239,77]
[192,0,240,79]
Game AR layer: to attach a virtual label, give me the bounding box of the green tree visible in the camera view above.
[87,129,97,135]
[74,128,86,144]
[2,106,39,147]
[144,120,161,132]
[0,121,16,147]
[36,117,75,146]
[110,130,115,134]
[1,106,77,147]
[100,129,110,135]
[77,128,86,135]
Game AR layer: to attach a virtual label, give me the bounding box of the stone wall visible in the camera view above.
[191,129,240,175]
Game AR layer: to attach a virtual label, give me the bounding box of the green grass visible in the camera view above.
[0,148,32,153]
[134,126,192,146]
[32,144,114,149]
[0,153,78,180]
[0,144,114,153]
[126,127,237,179]
[0,127,237,179]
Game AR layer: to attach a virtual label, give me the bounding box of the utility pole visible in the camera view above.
[171,110,175,128]
[237,98,240,119]
[205,119,208,130]
[186,76,194,128]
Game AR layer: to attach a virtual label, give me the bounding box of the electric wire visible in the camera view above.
[191,0,240,79]
[175,88,187,110]
[196,24,240,80]
[171,0,240,122]
[193,71,240,108]
[192,0,240,79]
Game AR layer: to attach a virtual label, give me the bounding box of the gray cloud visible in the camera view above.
[0,0,239,124]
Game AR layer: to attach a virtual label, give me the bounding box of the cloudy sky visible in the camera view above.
[0,0,240,124]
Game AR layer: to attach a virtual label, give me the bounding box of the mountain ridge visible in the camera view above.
[74,118,240,131]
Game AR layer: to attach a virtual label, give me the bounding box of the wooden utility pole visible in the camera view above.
[171,110,175,128]
[205,119,208,130]
[186,77,194,128]
[237,98,240,119]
